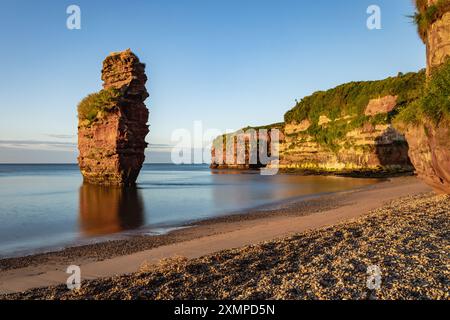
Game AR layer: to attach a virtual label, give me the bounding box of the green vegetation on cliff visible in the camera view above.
[77,88,122,125]
[413,0,450,43]
[396,59,450,125]
[284,71,425,125]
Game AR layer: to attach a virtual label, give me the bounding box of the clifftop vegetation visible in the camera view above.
[77,88,123,126]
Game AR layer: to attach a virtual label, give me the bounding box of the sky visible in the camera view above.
[0,0,425,163]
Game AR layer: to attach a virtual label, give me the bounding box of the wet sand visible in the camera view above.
[0,176,436,296]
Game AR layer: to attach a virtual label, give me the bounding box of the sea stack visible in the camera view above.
[398,0,450,194]
[77,49,149,186]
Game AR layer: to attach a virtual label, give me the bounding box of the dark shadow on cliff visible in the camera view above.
[78,183,145,236]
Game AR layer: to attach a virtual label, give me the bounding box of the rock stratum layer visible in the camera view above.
[78,49,149,186]
[212,72,424,176]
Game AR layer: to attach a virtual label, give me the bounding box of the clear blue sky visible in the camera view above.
[0,0,425,163]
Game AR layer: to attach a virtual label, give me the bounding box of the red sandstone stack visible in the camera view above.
[78,49,149,186]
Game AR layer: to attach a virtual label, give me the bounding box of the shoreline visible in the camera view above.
[0,176,432,294]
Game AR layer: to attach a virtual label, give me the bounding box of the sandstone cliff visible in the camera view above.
[212,72,424,176]
[395,0,450,193]
[77,49,149,186]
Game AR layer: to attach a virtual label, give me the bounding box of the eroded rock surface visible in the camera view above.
[276,123,411,174]
[78,49,149,186]
[426,1,450,74]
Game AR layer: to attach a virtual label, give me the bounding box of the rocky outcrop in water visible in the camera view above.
[77,49,149,186]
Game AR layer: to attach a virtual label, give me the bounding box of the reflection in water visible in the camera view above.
[78,183,145,236]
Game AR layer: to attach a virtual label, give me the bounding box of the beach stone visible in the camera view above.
[77,49,149,186]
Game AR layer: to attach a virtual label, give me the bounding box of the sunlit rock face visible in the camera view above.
[210,129,280,170]
[77,49,149,186]
[426,0,450,75]
[403,1,450,194]
[211,95,413,176]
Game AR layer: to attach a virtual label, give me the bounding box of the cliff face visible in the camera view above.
[403,120,450,193]
[212,72,424,176]
[77,49,149,186]
[79,184,144,236]
[277,118,411,174]
[211,127,280,170]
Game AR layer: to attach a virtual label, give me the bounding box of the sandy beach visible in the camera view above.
[2,176,447,299]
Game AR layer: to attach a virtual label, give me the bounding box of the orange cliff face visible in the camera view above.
[77,49,149,186]
[210,128,282,170]
[426,0,450,75]
[78,184,144,236]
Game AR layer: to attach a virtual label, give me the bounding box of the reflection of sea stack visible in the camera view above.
[77,49,149,186]
[78,184,144,236]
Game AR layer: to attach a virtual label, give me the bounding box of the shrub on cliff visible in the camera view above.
[396,59,450,125]
[77,88,122,125]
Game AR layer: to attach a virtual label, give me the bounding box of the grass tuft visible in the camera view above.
[77,88,122,125]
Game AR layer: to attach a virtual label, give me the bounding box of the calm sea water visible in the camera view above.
[0,164,380,257]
